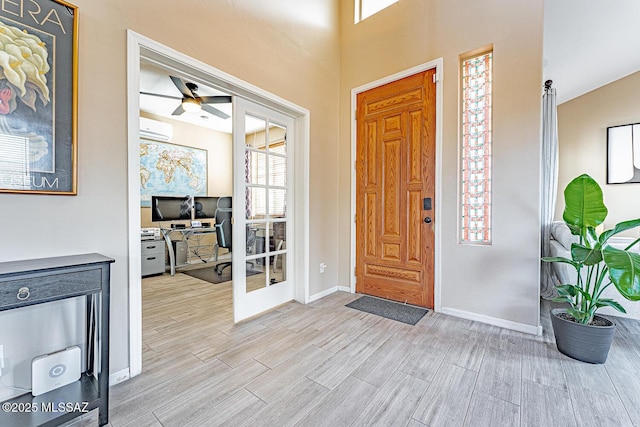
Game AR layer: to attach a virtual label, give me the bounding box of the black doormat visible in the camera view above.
[346,296,429,325]
[183,266,261,284]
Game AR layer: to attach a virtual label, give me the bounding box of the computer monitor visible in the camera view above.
[151,195,193,222]
[193,196,219,219]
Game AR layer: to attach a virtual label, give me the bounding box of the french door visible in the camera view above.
[232,97,294,322]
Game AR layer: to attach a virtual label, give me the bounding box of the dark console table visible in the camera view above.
[0,254,114,426]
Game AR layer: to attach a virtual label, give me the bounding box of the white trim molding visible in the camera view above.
[307,285,351,303]
[126,30,310,379]
[440,307,541,335]
[109,368,130,387]
[308,286,340,303]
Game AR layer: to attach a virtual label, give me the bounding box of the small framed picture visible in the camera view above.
[607,123,640,184]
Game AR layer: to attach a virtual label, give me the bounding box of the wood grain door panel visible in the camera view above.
[356,70,436,308]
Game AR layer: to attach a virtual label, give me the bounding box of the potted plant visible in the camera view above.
[543,174,640,363]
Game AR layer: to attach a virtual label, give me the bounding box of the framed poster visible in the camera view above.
[139,139,208,207]
[607,123,640,184]
[0,0,78,194]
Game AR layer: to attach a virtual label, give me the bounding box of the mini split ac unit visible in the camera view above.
[139,117,173,142]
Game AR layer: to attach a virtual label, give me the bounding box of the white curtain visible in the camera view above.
[540,80,559,299]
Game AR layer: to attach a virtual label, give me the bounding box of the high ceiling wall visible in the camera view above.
[339,0,545,330]
[0,0,341,376]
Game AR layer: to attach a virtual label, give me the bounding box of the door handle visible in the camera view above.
[424,217,432,224]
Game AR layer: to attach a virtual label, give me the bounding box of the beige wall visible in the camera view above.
[0,0,548,381]
[139,112,232,228]
[556,71,640,234]
[339,0,544,328]
[0,0,340,376]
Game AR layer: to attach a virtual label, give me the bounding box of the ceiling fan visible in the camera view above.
[140,76,232,119]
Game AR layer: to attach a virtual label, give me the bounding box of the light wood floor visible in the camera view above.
[72,273,640,426]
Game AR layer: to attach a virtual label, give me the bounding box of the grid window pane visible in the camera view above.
[461,52,492,243]
[244,120,287,219]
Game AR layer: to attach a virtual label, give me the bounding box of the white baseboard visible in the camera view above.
[109,368,130,386]
[440,307,540,335]
[308,286,339,303]
[308,286,353,303]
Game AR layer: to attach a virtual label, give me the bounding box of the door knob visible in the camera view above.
[424,217,432,224]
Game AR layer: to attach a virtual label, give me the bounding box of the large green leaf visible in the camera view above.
[556,284,579,297]
[552,296,574,305]
[599,218,640,245]
[603,246,640,301]
[570,243,602,266]
[595,298,627,313]
[562,174,608,236]
[542,256,578,269]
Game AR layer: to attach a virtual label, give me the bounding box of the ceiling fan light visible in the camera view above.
[182,99,201,112]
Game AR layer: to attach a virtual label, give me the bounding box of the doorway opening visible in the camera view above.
[126,31,310,378]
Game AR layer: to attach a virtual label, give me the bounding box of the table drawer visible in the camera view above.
[141,240,165,256]
[0,269,102,310]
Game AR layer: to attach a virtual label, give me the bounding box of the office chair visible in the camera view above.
[194,201,205,218]
[213,197,255,275]
[214,197,233,275]
[272,222,286,273]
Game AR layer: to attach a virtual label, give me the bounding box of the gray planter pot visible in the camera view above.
[550,308,615,364]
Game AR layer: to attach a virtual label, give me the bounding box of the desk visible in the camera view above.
[161,227,217,275]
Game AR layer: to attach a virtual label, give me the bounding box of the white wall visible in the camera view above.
[556,70,640,234]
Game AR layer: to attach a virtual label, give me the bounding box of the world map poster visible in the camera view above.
[140,139,207,207]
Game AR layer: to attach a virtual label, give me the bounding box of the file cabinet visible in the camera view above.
[141,239,165,276]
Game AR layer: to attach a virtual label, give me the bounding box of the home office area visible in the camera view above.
[132,43,307,333]
[142,194,286,288]
[138,94,289,289]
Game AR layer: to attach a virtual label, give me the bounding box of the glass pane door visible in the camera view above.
[232,98,294,322]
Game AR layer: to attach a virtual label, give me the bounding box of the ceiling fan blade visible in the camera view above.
[169,76,195,98]
[198,95,232,104]
[201,103,230,119]
[172,104,185,116]
[140,91,182,100]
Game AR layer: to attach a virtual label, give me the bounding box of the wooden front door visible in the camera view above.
[355,69,436,308]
